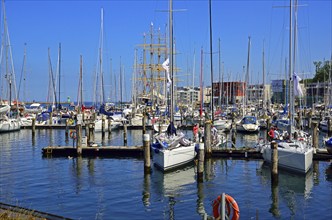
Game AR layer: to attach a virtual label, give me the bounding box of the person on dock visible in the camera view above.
[268,126,275,141]
[193,123,199,142]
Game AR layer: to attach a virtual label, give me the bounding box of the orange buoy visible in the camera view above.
[212,194,240,220]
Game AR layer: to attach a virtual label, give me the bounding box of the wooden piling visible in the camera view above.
[266,117,271,141]
[123,123,128,145]
[85,121,89,136]
[271,141,278,184]
[49,111,52,125]
[76,124,82,155]
[197,142,204,182]
[312,121,318,152]
[231,127,236,148]
[142,112,146,135]
[108,118,112,137]
[101,116,105,138]
[65,119,69,138]
[32,118,36,136]
[88,123,95,146]
[328,117,332,137]
[204,120,212,157]
[143,134,151,174]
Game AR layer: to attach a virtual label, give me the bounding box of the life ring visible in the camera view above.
[213,194,240,220]
[70,130,77,139]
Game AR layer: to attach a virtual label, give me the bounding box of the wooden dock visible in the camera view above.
[42,146,144,158]
[42,146,332,161]
[22,124,76,129]
[22,124,154,130]
[0,202,71,220]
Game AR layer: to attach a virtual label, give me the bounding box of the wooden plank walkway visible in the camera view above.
[42,146,144,158]
[0,202,71,220]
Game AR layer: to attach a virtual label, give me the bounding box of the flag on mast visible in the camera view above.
[162,58,171,89]
[293,72,303,97]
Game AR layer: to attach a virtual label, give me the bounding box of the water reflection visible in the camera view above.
[142,173,151,207]
[237,133,259,148]
[204,158,216,181]
[154,166,196,197]
[150,166,196,220]
[325,163,332,182]
[258,163,314,218]
[196,181,208,218]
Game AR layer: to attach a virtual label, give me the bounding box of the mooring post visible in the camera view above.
[204,120,212,157]
[108,117,112,137]
[143,134,151,174]
[328,117,332,137]
[142,111,146,135]
[88,123,95,146]
[85,120,89,136]
[65,119,69,138]
[197,142,204,182]
[271,141,278,185]
[231,122,236,148]
[101,116,105,139]
[266,117,271,141]
[32,117,36,136]
[49,111,52,125]
[312,121,318,153]
[124,123,128,145]
[76,124,82,155]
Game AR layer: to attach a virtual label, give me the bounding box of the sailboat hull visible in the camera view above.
[261,142,313,173]
[0,118,21,133]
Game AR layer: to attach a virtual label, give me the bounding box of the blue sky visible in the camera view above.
[1,0,331,102]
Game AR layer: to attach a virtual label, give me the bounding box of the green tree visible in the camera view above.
[312,60,332,82]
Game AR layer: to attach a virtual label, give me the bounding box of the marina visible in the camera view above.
[0,129,331,219]
[0,0,331,219]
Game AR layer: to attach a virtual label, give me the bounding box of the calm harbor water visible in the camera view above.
[0,129,331,219]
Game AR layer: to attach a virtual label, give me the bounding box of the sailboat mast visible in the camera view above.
[192,49,196,108]
[169,0,174,123]
[288,0,294,136]
[80,55,83,108]
[262,40,265,109]
[218,38,221,108]
[245,36,251,108]
[58,43,61,109]
[48,48,57,107]
[200,48,203,119]
[100,8,105,104]
[209,0,214,121]
[23,44,26,103]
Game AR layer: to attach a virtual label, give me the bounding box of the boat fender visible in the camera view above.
[212,194,240,220]
[325,137,332,147]
[162,141,168,148]
[68,118,74,125]
[194,143,199,153]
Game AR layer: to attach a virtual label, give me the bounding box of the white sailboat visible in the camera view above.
[0,1,20,133]
[151,0,196,172]
[259,0,313,174]
[236,115,260,133]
